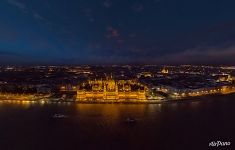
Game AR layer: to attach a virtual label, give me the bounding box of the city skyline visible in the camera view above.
[0,0,235,65]
[1,1,235,149]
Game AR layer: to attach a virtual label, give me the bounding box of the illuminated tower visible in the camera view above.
[161,67,169,74]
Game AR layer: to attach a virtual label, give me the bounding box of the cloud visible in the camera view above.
[87,45,235,65]
[0,49,21,59]
[6,0,27,13]
[103,0,112,8]
[153,0,161,4]
[0,54,35,65]
[33,12,44,20]
[32,12,52,25]
[6,0,50,25]
[0,51,16,56]
[0,25,19,41]
[82,8,95,22]
[106,26,120,39]
[132,3,144,13]
[156,46,235,65]
[87,55,134,64]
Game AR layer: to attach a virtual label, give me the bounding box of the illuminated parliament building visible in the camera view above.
[61,77,147,100]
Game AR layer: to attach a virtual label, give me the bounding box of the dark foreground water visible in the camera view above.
[0,95,235,150]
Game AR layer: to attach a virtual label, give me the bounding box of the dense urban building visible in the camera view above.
[0,65,235,102]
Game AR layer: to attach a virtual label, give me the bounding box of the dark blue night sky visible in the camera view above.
[0,0,235,65]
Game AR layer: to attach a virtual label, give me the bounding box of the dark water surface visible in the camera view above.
[0,95,235,150]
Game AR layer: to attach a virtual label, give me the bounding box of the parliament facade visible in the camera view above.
[61,78,147,100]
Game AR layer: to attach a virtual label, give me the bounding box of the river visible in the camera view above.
[0,94,234,150]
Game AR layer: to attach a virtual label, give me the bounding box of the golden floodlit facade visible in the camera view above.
[76,78,147,100]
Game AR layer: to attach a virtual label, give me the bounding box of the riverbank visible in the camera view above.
[0,92,234,104]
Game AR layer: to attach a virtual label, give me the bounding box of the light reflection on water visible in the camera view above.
[0,94,235,150]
